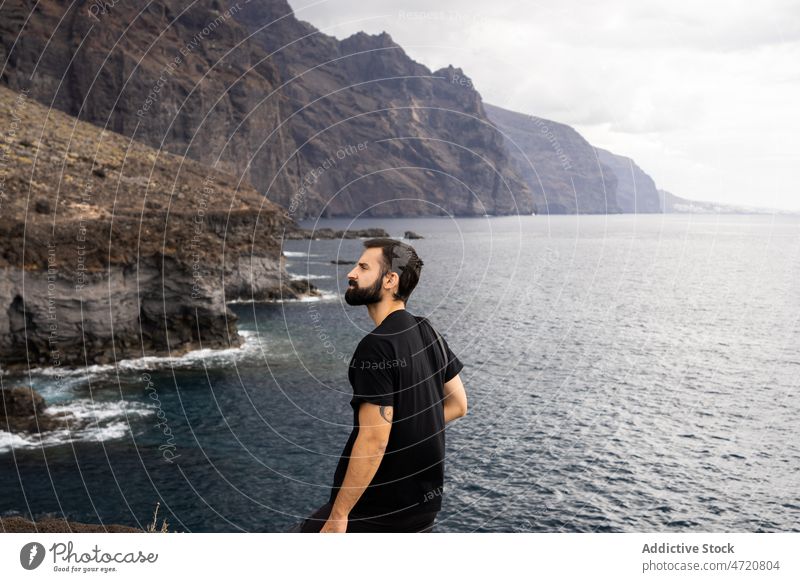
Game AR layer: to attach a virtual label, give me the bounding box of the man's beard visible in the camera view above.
[344,272,385,305]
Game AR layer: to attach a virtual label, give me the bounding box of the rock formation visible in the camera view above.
[284,227,391,240]
[0,84,315,370]
[1,514,144,533]
[1,0,533,219]
[596,148,662,213]
[483,103,621,214]
[0,386,73,433]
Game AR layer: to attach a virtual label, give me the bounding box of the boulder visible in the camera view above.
[1,386,77,433]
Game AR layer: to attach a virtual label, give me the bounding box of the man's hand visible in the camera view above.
[320,511,348,533]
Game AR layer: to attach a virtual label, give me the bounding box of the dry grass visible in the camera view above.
[145,501,170,533]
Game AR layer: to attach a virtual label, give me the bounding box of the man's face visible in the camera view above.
[345,248,388,306]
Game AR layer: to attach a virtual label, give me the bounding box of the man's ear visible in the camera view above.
[383,270,399,288]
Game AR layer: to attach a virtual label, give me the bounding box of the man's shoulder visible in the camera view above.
[356,331,395,357]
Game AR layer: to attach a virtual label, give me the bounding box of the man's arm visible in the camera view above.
[443,373,468,424]
[326,403,393,526]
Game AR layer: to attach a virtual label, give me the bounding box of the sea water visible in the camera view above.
[1,214,798,532]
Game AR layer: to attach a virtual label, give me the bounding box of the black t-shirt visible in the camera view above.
[328,309,464,518]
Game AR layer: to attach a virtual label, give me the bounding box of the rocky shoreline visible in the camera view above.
[1,515,145,533]
[0,85,319,371]
[283,227,390,240]
[1,386,73,433]
[0,386,170,534]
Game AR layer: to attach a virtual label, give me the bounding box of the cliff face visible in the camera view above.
[1,0,533,218]
[483,103,620,214]
[0,0,298,207]
[231,1,533,217]
[596,148,662,213]
[0,84,311,370]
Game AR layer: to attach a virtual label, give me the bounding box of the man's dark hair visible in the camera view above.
[363,238,424,303]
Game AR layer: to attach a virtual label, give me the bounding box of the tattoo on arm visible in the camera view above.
[379,405,393,423]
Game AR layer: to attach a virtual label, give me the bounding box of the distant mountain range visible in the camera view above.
[658,190,795,214]
[484,103,666,214]
[1,0,531,217]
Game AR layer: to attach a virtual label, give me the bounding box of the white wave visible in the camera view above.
[0,430,33,453]
[228,290,339,304]
[85,421,130,442]
[258,290,340,304]
[27,330,262,377]
[289,273,332,280]
[46,399,153,423]
[283,251,323,257]
[288,261,337,266]
[0,399,154,454]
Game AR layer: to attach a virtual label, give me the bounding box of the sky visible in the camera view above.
[285,0,800,211]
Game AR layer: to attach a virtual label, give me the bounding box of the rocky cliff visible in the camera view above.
[0,0,299,208]
[596,148,662,213]
[230,1,533,216]
[1,0,533,218]
[483,103,620,214]
[0,84,314,370]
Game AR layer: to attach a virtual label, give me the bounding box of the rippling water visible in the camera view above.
[2,214,799,532]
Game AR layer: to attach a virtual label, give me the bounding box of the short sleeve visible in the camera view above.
[441,336,464,383]
[349,337,396,407]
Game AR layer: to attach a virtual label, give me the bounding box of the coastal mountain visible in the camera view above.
[660,189,701,213]
[596,148,662,213]
[485,103,669,214]
[657,190,792,214]
[0,0,533,218]
[0,84,312,369]
[0,0,737,226]
[231,1,534,216]
[0,0,299,210]
[483,103,621,214]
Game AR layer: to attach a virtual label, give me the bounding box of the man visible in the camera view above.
[294,237,468,533]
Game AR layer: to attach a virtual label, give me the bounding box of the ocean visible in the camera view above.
[1,214,798,532]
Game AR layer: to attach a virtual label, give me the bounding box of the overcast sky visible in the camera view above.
[287,0,800,211]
